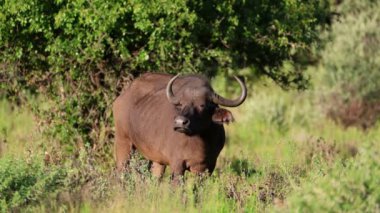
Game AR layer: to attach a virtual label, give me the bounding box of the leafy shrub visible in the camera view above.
[0,0,331,156]
[284,142,380,212]
[0,155,66,212]
[321,0,380,128]
[0,150,117,212]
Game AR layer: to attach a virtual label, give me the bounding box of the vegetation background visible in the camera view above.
[0,0,379,212]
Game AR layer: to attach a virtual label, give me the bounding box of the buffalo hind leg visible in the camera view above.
[151,162,166,180]
[115,133,133,174]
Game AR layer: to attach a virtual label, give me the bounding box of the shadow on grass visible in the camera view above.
[229,158,258,177]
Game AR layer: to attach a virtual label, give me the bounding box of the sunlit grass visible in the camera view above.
[0,99,42,156]
[0,78,379,212]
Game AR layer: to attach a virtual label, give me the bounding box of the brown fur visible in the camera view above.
[113,73,239,182]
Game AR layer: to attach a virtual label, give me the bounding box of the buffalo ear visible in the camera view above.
[212,108,234,124]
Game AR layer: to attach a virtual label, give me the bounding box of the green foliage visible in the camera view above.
[323,0,380,99]
[285,142,380,212]
[7,1,380,212]
[0,0,330,81]
[0,0,331,154]
[320,0,380,128]
[0,155,65,212]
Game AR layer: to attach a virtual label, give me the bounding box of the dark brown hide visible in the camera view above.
[113,73,246,182]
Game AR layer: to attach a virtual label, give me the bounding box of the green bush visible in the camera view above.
[284,142,380,212]
[0,155,66,212]
[320,0,380,128]
[0,0,331,155]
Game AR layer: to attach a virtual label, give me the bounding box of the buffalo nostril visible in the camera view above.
[174,117,189,127]
[182,119,189,125]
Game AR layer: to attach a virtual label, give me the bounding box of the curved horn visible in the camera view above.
[166,74,180,105]
[212,75,247,107]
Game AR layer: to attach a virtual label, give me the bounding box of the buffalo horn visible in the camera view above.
[166,74,180,105]
[212,76,247,107]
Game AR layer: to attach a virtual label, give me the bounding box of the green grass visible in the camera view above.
[0,99,42,157]
[284,141,380,213]
[0,79,379,212]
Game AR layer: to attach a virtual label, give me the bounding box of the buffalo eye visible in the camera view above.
[200,103,214,113]
[198,104,208,112]
[175,103,182,110]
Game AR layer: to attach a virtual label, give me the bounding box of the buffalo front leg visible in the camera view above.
[189,163,215,184]
[170,161,185,185]
[115,133,133,174]
[151,162,166,180]
[190,162,216,175]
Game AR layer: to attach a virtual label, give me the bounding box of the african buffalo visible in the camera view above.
[113,73,247,182]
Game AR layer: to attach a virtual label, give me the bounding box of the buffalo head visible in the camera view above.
[166,75,247,135]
